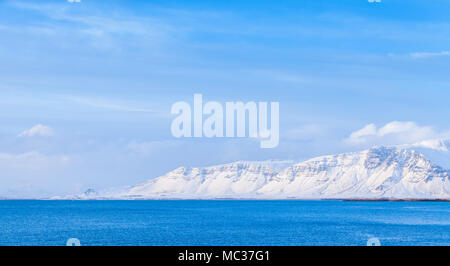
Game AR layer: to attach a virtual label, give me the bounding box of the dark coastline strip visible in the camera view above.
[341,198,450,202]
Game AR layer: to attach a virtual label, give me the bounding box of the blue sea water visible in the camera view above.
[0,200,448,246]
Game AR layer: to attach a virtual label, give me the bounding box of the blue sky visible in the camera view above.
[1,0,450,197]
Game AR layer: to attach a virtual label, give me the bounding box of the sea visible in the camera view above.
[0,200,448,246]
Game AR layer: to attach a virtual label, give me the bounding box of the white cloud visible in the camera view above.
[348,123,377,141]
[410,51,450,59]
[402,139,449,152]
[67,0,81,3]
[377,121,434,138]
[19,124,55,137]
[344,121,448,149]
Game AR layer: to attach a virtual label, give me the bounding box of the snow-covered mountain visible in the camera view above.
[401,140,450,169]
[113,146,450,200]
[119,161,288,199]
[259,147,449,199]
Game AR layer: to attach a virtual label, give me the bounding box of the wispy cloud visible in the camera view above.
[409,51,450,59]
[66,96,158,113]
[0,151,69,170]
[7,0,174,51]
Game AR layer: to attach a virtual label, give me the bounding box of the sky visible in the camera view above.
[1,0,450,197]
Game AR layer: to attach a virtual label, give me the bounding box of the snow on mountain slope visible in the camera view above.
[118,147,449,199]
[259,147,450,199]
[403,139,450,169]
[119,161,290,199]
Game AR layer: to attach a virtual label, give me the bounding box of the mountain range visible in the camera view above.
[60,146,450,200]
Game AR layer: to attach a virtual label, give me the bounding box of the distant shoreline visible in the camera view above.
[341,198,450,202]
[1,198,449,202]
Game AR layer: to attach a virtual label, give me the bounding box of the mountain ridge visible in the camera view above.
[53,146,450,200]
